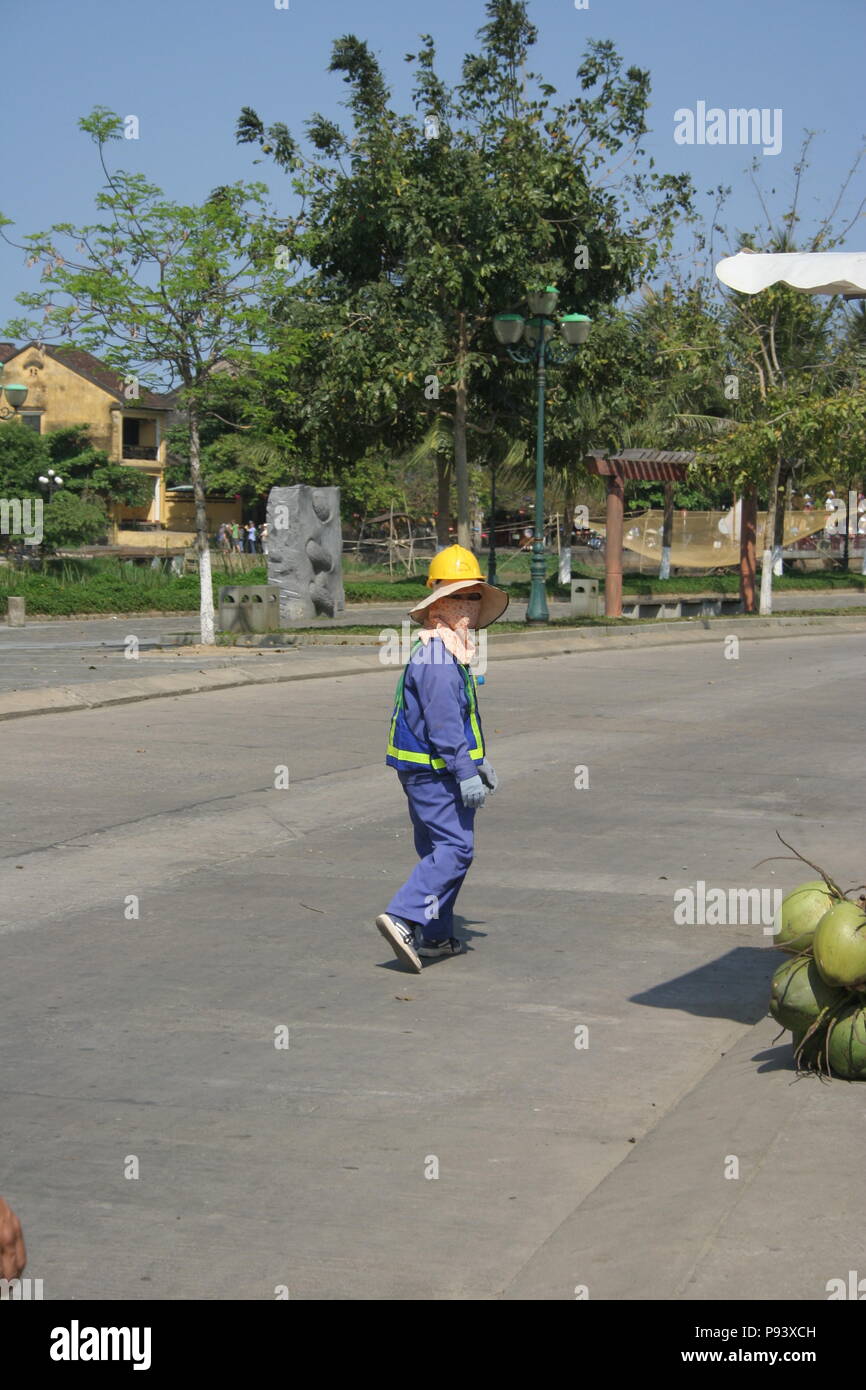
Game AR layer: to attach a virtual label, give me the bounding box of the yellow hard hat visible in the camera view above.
[426,544,483,588]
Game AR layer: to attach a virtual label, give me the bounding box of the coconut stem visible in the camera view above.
[794,994,857,1079]
[773,833,846,902]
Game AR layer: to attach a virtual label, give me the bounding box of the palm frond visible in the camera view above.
[398,419,452,471]
[672,413,738,437]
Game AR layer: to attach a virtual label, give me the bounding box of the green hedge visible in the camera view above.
[0,557,863,617]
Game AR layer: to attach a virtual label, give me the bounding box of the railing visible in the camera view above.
[123,445,158,461]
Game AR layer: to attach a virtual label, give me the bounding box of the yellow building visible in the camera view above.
[0,342,241,543]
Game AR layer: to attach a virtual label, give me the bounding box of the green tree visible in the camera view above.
[1,108,302,642]
[42,490,108,547]
[691,134,866,609]
[41,426,152,509]
[237,0,694,546]
[0,420,46,498]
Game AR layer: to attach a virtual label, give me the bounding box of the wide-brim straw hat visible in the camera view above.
[407,578,509,629]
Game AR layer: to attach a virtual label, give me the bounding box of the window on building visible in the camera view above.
[123,418,141,448]
[20,413,41,433]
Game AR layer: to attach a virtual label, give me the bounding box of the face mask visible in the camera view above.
[429,593,481,631]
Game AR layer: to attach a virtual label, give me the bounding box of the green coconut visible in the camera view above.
[775,879,839,954]
[826,1001,866,1079]
[813,900,866,990]
[769,954,847,1032]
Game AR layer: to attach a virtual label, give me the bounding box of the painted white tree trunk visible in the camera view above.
[187,398,215,645]
[198,545,215,645]
[659,483,674,581]
[760,456,783,616]
[759,548,774,614]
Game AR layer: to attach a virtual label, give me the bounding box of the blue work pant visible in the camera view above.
[386,769,475,942]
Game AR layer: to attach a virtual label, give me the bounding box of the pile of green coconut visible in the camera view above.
[771,850,866,1078]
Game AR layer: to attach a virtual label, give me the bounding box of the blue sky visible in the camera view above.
[1,0,863,332]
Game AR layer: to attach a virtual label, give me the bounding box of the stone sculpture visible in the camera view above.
[266,485,345,622]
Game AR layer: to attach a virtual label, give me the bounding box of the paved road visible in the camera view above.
[0,632,864,1299]
[0,592,863,694]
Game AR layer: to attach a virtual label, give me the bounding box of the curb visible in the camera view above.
[0,612,862,723]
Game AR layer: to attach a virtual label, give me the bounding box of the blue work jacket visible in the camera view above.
[385,636,484,780]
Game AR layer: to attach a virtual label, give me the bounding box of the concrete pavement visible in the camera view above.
[0,593,862,701]
[1,630,864,1299]
[0,607,862,718]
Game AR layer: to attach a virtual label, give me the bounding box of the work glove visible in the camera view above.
[478,758,498,792]
[459,774,487,810]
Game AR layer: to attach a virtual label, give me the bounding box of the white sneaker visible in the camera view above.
[376,914,422,973]
[416,937,465,959]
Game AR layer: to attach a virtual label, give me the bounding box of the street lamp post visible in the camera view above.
[494,286,590,622]
[0,360,29,420]
[487,456,498,586]
[37,468,63,500]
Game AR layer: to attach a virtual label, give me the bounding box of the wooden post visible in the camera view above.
[388,502,394,577]
[605,472,624,618]
[740,483,757,612]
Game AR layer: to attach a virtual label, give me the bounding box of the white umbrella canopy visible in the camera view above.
[715,250,866,297]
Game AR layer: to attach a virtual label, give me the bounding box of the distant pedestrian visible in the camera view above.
[232,522,243,553]
[260,522,269,556]
[246,522,258,553]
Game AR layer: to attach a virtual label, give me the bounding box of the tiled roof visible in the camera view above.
[3,342,173,409]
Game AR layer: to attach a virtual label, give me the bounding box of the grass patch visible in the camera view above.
[1,552,863,617]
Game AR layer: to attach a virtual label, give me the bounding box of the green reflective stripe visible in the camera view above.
[386,744,437,765]
[465,669,483,756]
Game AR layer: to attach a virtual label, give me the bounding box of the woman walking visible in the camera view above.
[376,545,508,971]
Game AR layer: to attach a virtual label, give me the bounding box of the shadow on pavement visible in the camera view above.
[753,1040,801,1074]
[630,946,776,1024]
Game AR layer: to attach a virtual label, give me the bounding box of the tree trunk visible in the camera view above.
[772,462,789,577]
[188,399,215,644]
[659,481,674,580]
[759,456,783,616]
[740,483,757,612]
[436,457,450,547]
[454,315,471,549]
[604,473,624,618]
[843,487,854,573]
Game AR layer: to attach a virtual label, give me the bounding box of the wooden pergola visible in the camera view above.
[585,450,694,617]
